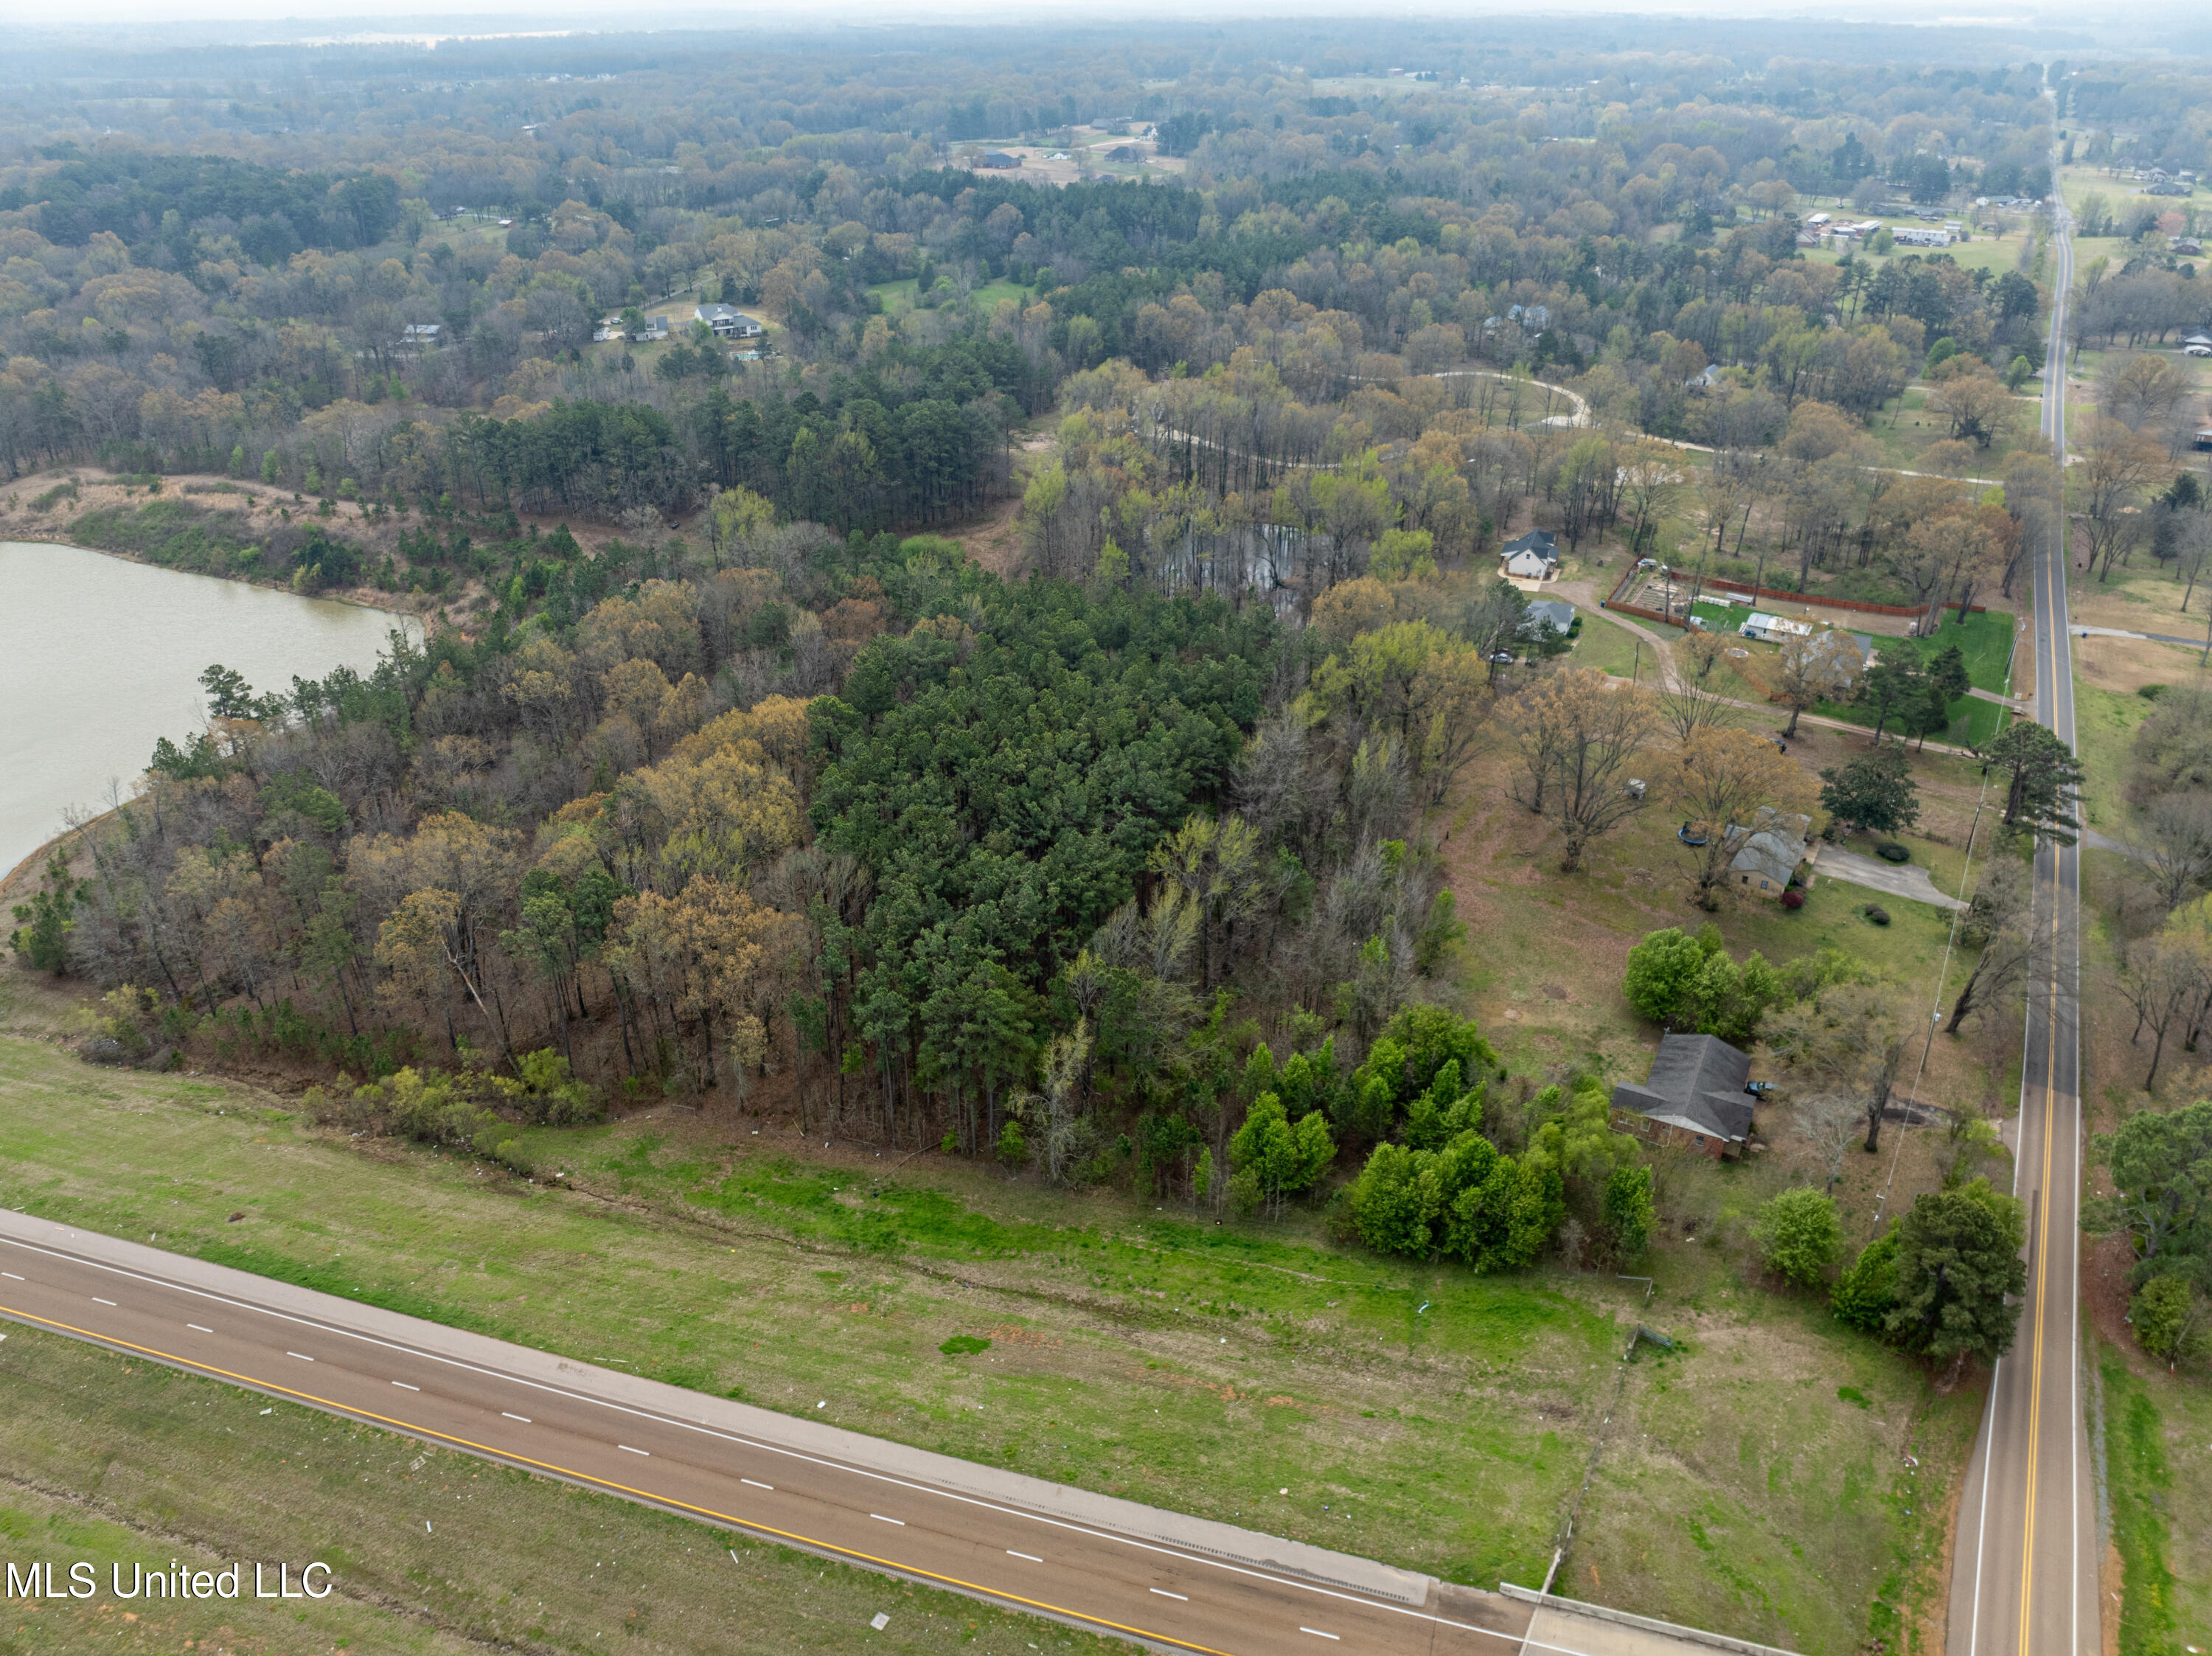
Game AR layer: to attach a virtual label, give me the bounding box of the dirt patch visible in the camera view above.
[947,490,1029,580]
[2074,632,2202,697]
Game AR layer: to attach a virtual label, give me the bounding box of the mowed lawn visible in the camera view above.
[0,1031,1610,1593]
[1816,608,2019,747]
[0,1018,1972,1652]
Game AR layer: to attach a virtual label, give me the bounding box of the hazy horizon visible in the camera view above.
[0,0,2154,39]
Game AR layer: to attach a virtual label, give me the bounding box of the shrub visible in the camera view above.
[1753,1187,1846,1287]
[1864,905,1891,925]
[939,1335,991,1357]
[1833,1227,1902,1332]
[1781,888,1806,910]
[1876,842,1911,863]
[2132,1276,2208,1365]
[1622,926,1712,1024]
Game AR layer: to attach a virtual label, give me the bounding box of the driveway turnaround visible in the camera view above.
[0,1208,1534,1656]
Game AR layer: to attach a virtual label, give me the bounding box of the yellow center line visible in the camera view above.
[0,1304,1239,1656]
[2016,855,2062,1656]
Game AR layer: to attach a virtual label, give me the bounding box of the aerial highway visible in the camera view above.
[1942,121,2099,1656]
[0,1208,1543,1656]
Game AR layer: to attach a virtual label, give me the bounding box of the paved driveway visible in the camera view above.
[1812,845,1966,911]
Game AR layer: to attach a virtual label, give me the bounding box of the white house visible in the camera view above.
[1741,612,1812,643]
[694,303,765,339]
[1500,530,1561,581]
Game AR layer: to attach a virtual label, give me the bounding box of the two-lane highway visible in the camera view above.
[1943,106,2099,1656]
[0,1211,1535,1656]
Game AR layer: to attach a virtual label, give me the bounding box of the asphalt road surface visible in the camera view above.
[1942,111,2099,1656]
[0,1211,1548,1656]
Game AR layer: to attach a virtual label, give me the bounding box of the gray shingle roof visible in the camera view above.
[1610,1033,1755,1144]
[1724,807,1810,890]
[1521,599,1578,637]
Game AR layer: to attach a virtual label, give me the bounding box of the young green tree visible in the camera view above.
[1852,655,1926,747]
[1752,1186,1847,1287]
[1819,744,1920,836]
[1927,643,1970,706]
[7,852,79,975]
[1885,1179,2028,1376]
[1228,1092,1335,1218]
[1603,1163,1656,1259]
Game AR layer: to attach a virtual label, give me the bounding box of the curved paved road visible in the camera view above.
[1942,102,2098,1656]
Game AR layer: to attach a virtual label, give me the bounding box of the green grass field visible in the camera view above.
[872,277,1031,315]
[1864,386,2028,478]
[1569,613,1649,678]
[2071,679,2152,834]
[0,1001,1982,1652]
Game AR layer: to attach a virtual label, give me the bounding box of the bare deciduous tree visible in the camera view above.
[1512,668,1658,871]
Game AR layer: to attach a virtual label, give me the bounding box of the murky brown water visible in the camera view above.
[0,541,413,876]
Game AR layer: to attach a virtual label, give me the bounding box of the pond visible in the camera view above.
[0,540,414,878]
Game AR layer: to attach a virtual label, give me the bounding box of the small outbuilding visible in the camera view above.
[1740,611,1812,644]
[1610,1034,1758,1158]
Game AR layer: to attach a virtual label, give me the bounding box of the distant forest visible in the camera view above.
[8,15,2211,1237]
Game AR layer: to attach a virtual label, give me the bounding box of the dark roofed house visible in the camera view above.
[977,151,1020,169]
[1610,1033,1757,1158]
[1500,529,1561,581]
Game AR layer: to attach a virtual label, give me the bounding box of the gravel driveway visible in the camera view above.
[1812,845,1966,911]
